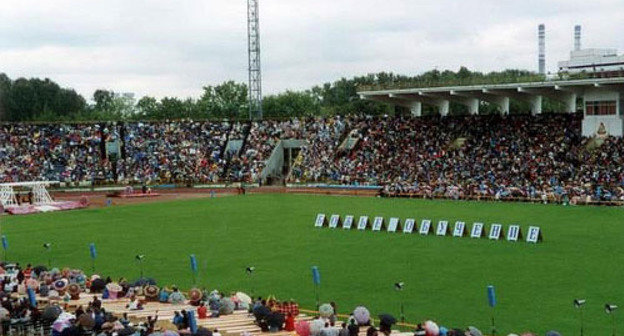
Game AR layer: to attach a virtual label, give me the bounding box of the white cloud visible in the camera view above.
[0,0,622,100]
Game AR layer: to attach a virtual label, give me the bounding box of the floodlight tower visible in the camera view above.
[247,0,263,120]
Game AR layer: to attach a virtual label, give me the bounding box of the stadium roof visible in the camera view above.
[359,77,624,96]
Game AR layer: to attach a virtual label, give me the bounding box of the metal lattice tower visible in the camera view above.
[247,0,263,120]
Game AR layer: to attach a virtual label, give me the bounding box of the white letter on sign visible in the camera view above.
[372,217,384,231]
[526,226,542,243]
[357,216,369,230]
[471,223,484,238]
[420,219,432,235]
[387,218,400,232]
[315,214,326,228]
[403,219,416,234]
[453,221,466,237]
[507,225,522,241]
[489,224,503,240]
[436,220,449,236]
[342,215,354,229]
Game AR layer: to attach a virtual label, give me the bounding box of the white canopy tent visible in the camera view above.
[0,181,59,207]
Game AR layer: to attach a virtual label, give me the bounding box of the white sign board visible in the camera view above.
[387,218,400,232]
[470,222,484,238]
[372,217,384,231]
[489,224,503,240]
[526,226,542,243]
[315,214,326,228]
[453,221,466,237]
[403,219,416,234]
[436,220,449,236]
[507,225,522,242]
[329,215,340,229]
[357,216,369,230]
[419,219,432,235]
[342,215,354,229]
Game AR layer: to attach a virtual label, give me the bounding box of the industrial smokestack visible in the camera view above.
[538,24,545,75]
[574,25,581,51]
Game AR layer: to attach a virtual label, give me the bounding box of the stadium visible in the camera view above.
[1,2,624,336]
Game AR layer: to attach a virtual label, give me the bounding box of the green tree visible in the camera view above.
[135,96,160,119]
[262,90,321,117]
[198,81,248,119]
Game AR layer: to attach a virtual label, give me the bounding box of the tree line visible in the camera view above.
[0,67,573,122]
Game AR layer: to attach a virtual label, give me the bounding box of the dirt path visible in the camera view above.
[51,188,239,209]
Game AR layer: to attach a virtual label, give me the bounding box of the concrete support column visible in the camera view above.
[491,96,510,115]
[529,95,543,115]
[410,102,422,117]
[438,100,450,116]
[565,93,577,113]
[466,98,479,115]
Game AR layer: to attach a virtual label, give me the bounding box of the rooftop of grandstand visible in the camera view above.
[358,76,624,96]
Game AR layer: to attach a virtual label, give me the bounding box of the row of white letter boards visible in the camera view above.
[314,214,542,243]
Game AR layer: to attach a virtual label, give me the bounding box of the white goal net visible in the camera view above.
[0,181,59,207]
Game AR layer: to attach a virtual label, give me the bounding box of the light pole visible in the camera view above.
[43,243,52,267]
[246,266,255,296]
[135,254,145,280]
[394,282,405,323]
[573,299,585,336]
[606,304,618,336]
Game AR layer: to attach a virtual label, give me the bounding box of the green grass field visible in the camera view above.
[2,194,624,335]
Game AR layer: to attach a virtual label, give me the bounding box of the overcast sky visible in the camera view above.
[1,0,623,100]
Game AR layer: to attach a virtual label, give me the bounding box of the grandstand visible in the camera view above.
[358,77,624,137]
[1,109,623,207]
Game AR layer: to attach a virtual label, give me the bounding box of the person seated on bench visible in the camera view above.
[172,311,184,329]
[284,312,295,332]
[159,287,170,303]
[126,295,143,310]
[168,287,186,305]
[197,302,208,319]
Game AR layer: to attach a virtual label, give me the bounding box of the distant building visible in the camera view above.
[558,49,624,76]
[116,92,135,100]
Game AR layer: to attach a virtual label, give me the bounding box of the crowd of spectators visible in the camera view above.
[289,117,350,182]
[117,121,230,184]
[0,114,623,203]
[0,260,560,336]
[0,124,104,184]
[228,120,304,182]
[314,114,623,203]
